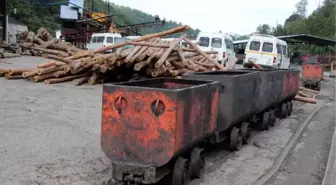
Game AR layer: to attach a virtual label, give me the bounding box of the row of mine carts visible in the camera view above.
[101,68,300,185]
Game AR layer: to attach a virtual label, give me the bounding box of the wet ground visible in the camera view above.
[0,56,335,185]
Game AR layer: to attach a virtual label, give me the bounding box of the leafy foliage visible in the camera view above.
[7,0,61,33]
[7,0,200,37]
[256,24,272,34]
[84,0,200,38]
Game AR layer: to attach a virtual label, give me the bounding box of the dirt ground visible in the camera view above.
[0,56,335,185]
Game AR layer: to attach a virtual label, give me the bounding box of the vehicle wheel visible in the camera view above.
[317,82,321,91]
[287,102,293,116]
[173,157,189,185]
[189,148,205,179]
[280,103,288,118]
[269,110,276,127]
[241,122,251,144]
[261,111,270,130]
[230,127,243,151]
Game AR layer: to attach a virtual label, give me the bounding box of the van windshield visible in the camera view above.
[211,38,222,48]
[249,41,260,51]
[199,37,210,47]
[262,42,273,52]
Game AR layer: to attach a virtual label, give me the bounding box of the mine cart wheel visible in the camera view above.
[241,122,251,144]
[261,111,271,130]
[269,110,276,127]
[173,157,189,185]
[189,148,205,179]
[317,82,321,91]
[230,127,243,151]
[280,103,288,119]
[287,102,293,116]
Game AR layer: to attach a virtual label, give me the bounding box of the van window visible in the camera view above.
[92,37,97,43]
[282,45,287,55]
[211,38,222,48]
[249,41,260,51]
[106,37,113,43]
[99,37,105,43]
[115,37,123,43]
[262,42,273,52]
[199,37,210,47]
[276,44,282,54]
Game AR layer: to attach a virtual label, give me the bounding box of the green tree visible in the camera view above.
[295,0,308,17]
[256,24,272,34]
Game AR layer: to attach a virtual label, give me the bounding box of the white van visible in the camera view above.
[196,32,235,65]
[244,34,290,69]
[87,33,123,51]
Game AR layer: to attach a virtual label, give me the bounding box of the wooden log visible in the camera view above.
[99,64,109,73]
[32,73,55,82]
[33,37,46,45]
[298,91,310,98]
[37,65,59,75]
[194,61,215,67]
[176,48,188,65]
[70,62,82,73]
[127,41,197,52]
[22,70,38,78]
[124,46,142,63]
[88,73,99,85]
[32,47,70,57]
[116,47,126,56]
[155,35,186,68]
[299,87,320,94]
[38,61,56,68]
[73,76,91,86]
[165,60,173,69]
[94,25,190,53]
[36,27,53,41]
[53,70,70,78]
[5,74,24,79]
[169,69,190,76]
[0,69,11,76]
[152,67,168,77]
[129,46,149,62]
[9,68,32,75]
[249,61,262,69]
[55,62,66,66]
[66,51,94,60]
[183,37,224,70]
[294,95,317,104]
[42,39,60,48]
[45,54,73,63]
[45,74,89,84]
[173,62,185,69]
[73,63,93,74]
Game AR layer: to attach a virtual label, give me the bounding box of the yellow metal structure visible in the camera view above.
[88,12,109,23]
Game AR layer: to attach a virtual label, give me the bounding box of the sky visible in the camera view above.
[110,0,320,35]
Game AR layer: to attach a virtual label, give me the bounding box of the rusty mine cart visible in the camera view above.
[302,61,323,90]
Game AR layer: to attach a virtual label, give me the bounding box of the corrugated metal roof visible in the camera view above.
[277,34,335,46]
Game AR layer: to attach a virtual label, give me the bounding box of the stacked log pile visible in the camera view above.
[0,25,228,85]
[295,87,319,104]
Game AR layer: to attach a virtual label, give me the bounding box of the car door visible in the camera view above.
[245,40,262,64]
[281,45,290,68]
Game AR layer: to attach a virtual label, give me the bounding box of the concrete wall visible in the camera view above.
[7,21,28,45]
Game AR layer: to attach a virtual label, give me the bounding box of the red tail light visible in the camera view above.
[223,52,226,58]
[273,57,276,64]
